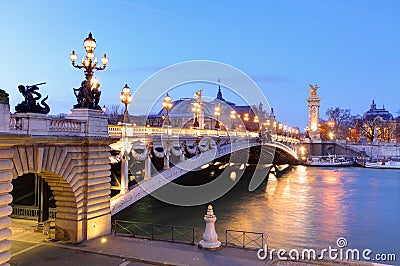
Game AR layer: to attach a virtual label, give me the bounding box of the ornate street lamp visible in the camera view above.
[253,115,259,131]
[70,32,108,109]
[192,102,200,128]
[230,110,236,130]
[214,105,221,129]
[162,93,173,125]
[265,119,271,131]
[120,84,132,123]
[243,113,249,122]
[119,84,133,194]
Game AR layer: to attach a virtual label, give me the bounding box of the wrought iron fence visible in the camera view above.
[224,229,265,250]
[11,205,56,221]
[114,220,199,245]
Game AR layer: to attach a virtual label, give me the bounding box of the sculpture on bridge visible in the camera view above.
[308,84,320,98]
[194,89,203,102]
[73,80,101,109]
[15,82,50,114]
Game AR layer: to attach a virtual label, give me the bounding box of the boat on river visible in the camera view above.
[365,159,400,169]
[305,155,353,167]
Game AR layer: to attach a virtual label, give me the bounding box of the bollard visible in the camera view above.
[198,205,222,250]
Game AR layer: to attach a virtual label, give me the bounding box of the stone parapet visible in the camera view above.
[66,108,108,138]
[0,90,10,134]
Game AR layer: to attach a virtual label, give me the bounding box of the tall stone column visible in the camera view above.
[306,85,322,140]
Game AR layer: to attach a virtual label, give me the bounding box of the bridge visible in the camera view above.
[107,125,299,215]
[0,94,299,265]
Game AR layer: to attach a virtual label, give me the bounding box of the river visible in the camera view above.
[113,166,399,260]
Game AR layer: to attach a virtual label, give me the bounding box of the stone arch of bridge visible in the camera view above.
[0,143,112,263]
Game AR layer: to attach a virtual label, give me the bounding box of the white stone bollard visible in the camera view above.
[198,205,222,250]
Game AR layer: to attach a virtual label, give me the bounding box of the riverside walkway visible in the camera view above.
[10,219,382,266]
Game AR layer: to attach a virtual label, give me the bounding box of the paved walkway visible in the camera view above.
[9,219,385,266]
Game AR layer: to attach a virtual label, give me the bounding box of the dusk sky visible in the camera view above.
[1,0,399,129]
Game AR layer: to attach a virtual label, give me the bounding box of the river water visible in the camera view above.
[114,166,399,260]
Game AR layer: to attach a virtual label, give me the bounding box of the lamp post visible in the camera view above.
[161,94,173,167]
[230,110,236,130]
[119,84,132,195]
[119,84,132,124]
[162,93,173,125]
[265,119,271,131]
[253,115,259,132]
[192,102,200,128]
[70,33,108,109]
[278,123,282,135]
[242,113,249,132]
[244,113,249,122]
[214,105,221,129]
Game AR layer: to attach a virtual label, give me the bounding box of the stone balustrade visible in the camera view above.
[109,125,264,139]
[49,119,83,132]
[9,113,86,136]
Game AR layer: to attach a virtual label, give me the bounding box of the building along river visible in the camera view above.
[113,166,399,260]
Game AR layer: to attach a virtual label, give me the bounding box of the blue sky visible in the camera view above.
[1,0,399,128]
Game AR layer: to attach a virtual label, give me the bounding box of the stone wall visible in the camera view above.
[0,140,112,265]
[347,144,400,159]
[302,140,363,157]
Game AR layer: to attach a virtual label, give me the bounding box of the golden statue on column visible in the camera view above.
[308,84,320,98]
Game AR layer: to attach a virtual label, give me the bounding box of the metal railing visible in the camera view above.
[11,205,56,221]
[114,220,199,245]
[224,229,265,250]
[113,220,267,251]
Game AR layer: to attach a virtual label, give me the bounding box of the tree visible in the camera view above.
[355,117,374,143]
[325,107,352,139]
[106,104,124,125]
[354,116,395,143]
[318,119,331,140]
[346,115,362,142]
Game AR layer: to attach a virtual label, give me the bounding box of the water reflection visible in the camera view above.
[114,166,400,258]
